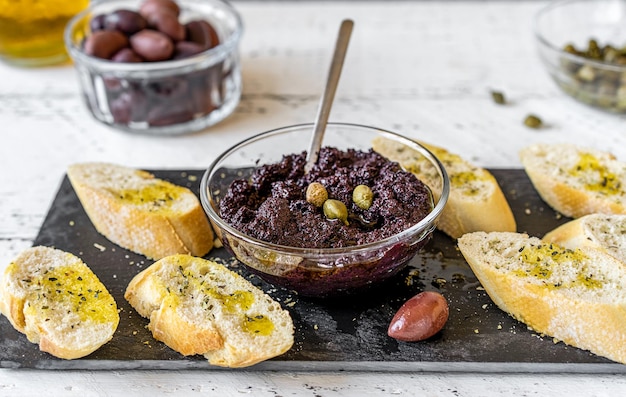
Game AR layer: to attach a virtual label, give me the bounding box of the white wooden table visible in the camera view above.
[2,1,626,395]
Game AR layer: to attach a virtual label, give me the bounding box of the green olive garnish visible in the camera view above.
[352,184,373,210]
[323,199,349,225]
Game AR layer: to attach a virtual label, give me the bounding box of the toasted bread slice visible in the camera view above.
[124,255,294,368]
[458,231,626,365]
[67,162,214,260]
[0,246,119,359]
[543,213,626,264]
[372,137,516,239]
[519,143,626,218]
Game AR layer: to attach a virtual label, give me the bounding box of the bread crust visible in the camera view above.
[125,255,294,368]
[372,137,516,238]
[458,231,626,365]
[67,163,214,260]
[520,143,626,218]
[0,246,119,359]
[149,298,224,355]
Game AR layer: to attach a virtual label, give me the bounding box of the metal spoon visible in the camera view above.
[304,19,354,174]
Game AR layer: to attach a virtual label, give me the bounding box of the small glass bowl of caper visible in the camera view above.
[200,123,449,297]
[534,0,626,113]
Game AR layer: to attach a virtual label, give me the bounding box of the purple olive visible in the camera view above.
[173,41,205,59]
[130,30,174,61]
[147,102,194,126]
[83,30,129,59]
[89,14,107,32]
[104,9,147,35]
[111,48,143,63]
[185,20,219,50]
[139,0,181,19]
[146,10,185,41]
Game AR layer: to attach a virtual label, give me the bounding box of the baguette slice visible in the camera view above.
[67,162,214,260]
[543,213,626,264]
[372,137,516,239]
[0,246,119,359]
[458,231,626,365]
[519,143,626,218]
[124,254,294,368]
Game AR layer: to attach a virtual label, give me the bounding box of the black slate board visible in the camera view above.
[2,169,625,373]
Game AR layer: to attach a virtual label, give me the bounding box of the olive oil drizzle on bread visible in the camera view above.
[520,143,626,218]
[0,246,119,360]
[458,231,626,365]
[67,162,214,260]
[372,137,516,239]
[124,255,294,368]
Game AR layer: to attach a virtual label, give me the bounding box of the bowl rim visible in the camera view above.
[64,0,244,72]
[533,0,626,72]
[199,122,451,257]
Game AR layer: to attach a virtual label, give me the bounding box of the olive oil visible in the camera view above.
[0,0,88,66]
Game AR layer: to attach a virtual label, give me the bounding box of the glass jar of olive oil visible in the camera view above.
[0,0,89,67]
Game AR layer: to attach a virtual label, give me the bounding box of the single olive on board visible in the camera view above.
[388,291,449,342]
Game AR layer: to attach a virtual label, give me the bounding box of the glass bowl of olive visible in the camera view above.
[534,0,626,112]
[200,123,450,297]
[64,0,243,135]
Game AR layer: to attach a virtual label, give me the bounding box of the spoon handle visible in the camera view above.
[305,19,354,173]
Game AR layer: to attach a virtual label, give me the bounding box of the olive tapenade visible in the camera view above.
[219,147,433,249]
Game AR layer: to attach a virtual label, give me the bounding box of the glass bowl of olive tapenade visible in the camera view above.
[535,0,626,113]
[200,123,450,297]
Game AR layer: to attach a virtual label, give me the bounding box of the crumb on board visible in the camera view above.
[69,220,75,226]
[405,268,420,286]
[432,277,447,288]
[94,243,106,252]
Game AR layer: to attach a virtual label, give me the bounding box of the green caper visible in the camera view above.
[523,114,543,129]
[352,184,373,210]
[323,199,349,225]
[576,64,596,82]
[306,182,328,207]
[490,90,506,105]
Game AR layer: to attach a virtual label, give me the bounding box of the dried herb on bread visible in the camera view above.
[67,162,214,260]
[520,143,626,218]
[125,255,294,368]
[372,137,516,238]
[458,231,626,365]
[0,246,119,359]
